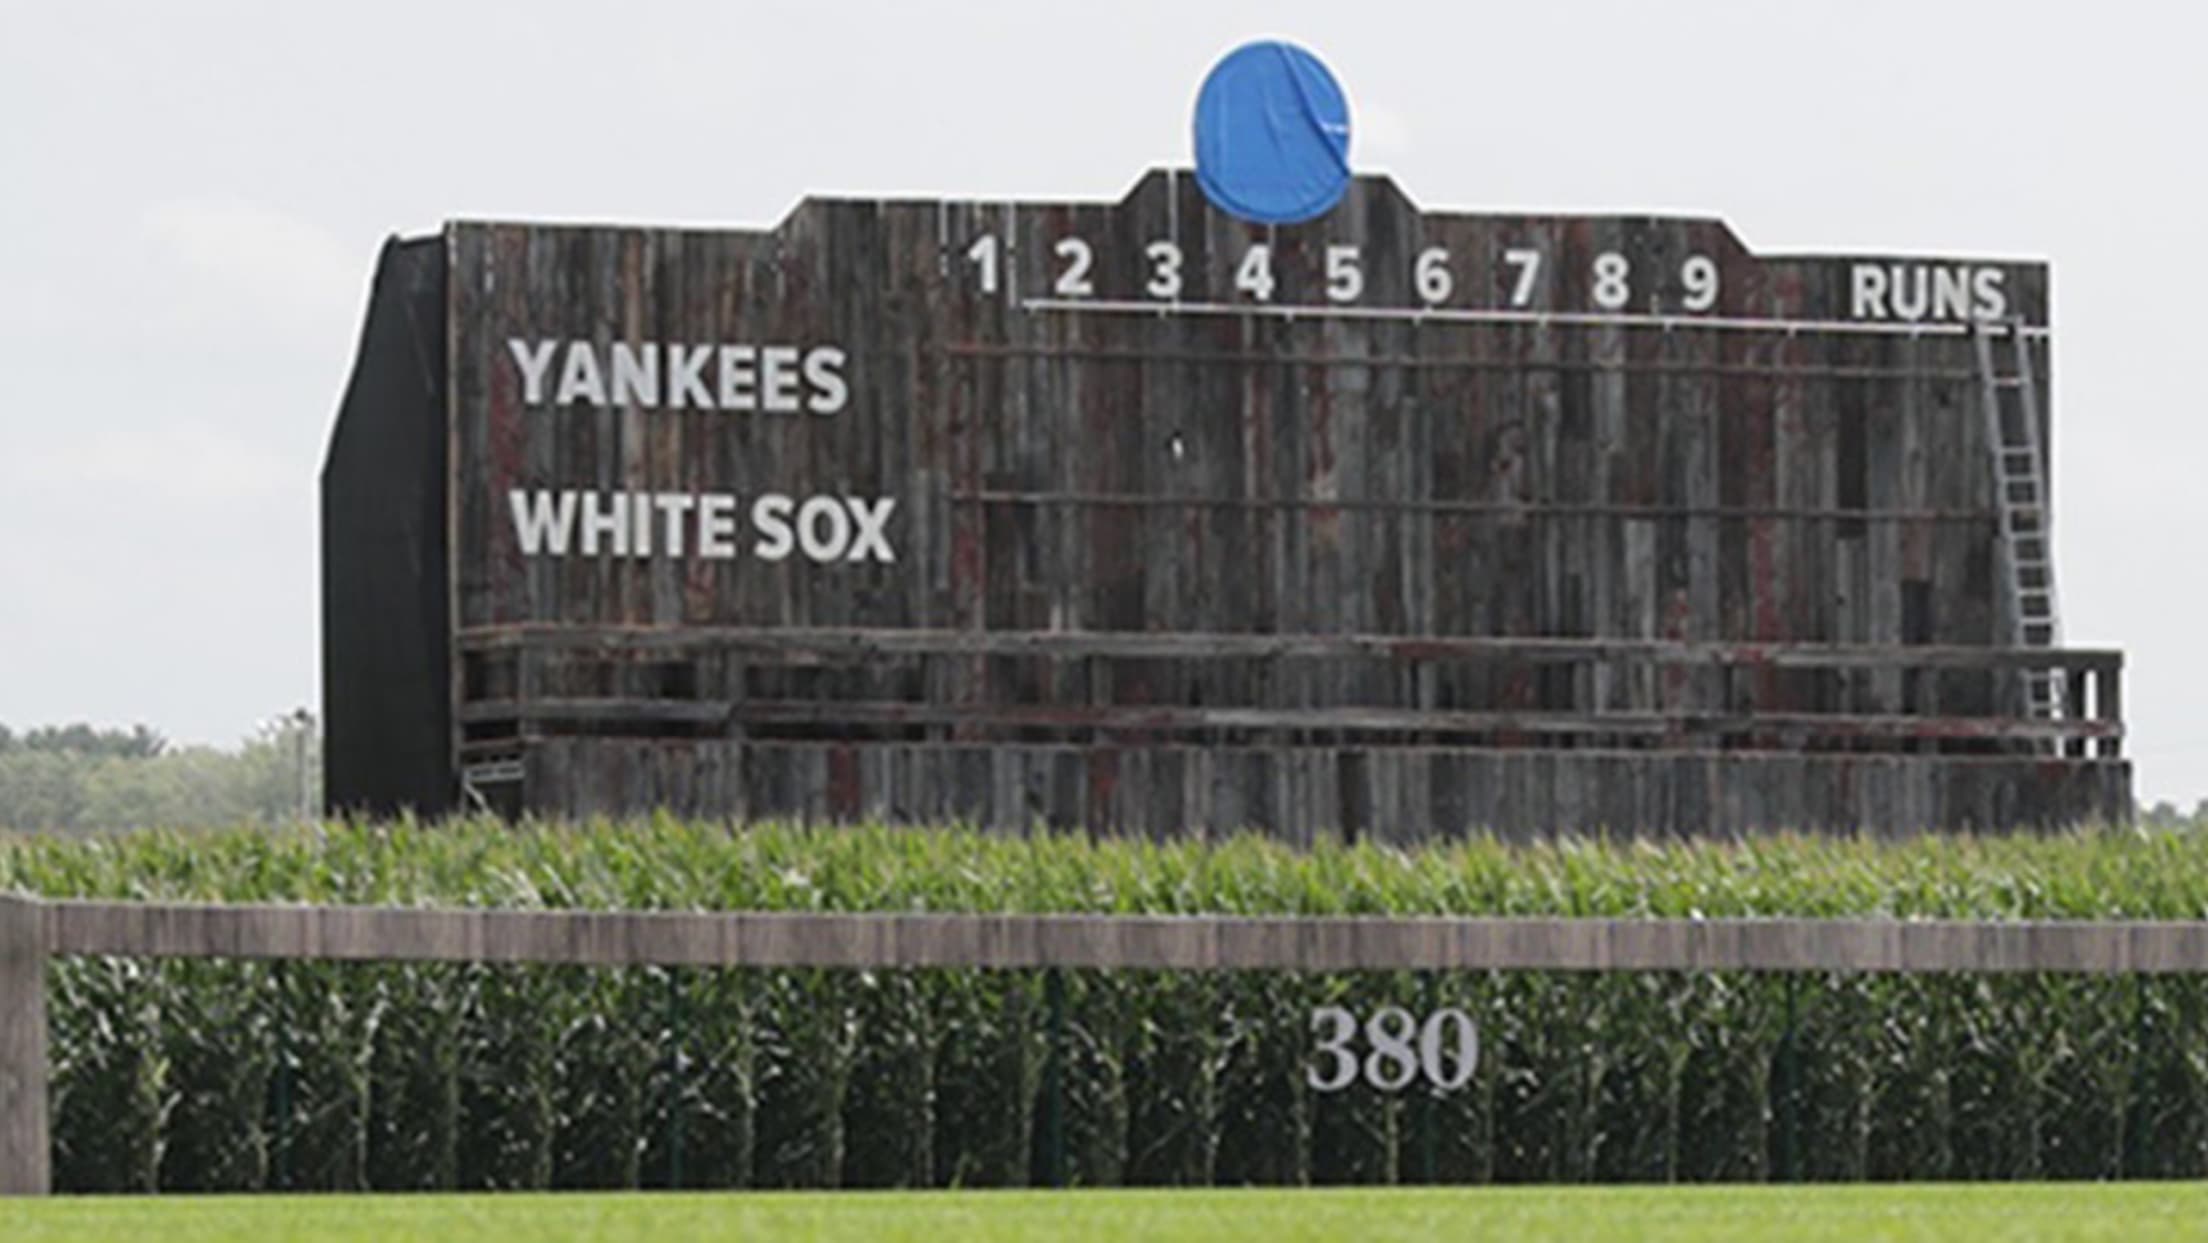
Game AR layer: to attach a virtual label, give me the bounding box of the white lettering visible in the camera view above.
[1932,267,1972,322]
[1888,266,1929,322]
[610,343,659,408]
[555,343,608,406]
[1853,264,2015,323]
[668,344,714,410]
[845,496,896,562]
[797,495,849,560]
[508,339,559,405]
[805,347,848,414]
[698,494,739,558]
[761,346,802,413]
[654,493,696,556]
[508,489,577,555]
[1974,269,2008,320]
[579,490,627,556]
[1850,265,1888,319]
[505,489,896,563]
[751,493,795,561]
[500,339,851,412]
[717,345,757,410]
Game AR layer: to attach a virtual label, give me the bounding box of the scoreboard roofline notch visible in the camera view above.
[433,167,2048,283]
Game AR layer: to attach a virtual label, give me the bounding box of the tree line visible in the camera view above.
[0,714,319,832]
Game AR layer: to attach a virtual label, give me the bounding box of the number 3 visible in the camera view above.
[1308,1005,1359,1091]
[1145,240,1183,299]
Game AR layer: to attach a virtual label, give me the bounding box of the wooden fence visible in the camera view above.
[7,892,2206,1195]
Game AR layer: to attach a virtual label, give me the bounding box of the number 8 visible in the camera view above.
[1592,252,1630,309]
[1364,1006,1420,1090]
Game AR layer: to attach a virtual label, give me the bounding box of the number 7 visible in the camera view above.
[1504,248,1541,307]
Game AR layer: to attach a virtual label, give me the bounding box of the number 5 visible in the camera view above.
[1325,245,1362,302]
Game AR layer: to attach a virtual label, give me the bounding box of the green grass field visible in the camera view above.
[1,1185,2201,1243]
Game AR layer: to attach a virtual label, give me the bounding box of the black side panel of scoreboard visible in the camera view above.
[320,235,454,819]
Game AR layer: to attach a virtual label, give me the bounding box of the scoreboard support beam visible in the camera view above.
[0,896,49,1197]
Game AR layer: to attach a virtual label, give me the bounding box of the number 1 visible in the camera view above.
[965,234,999,294]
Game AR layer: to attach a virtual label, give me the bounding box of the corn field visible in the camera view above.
[7,817,2208,1190]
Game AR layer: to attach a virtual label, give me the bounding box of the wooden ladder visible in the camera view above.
[1970,318,2062,723]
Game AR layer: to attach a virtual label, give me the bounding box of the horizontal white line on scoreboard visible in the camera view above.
[1020,298,2052,339]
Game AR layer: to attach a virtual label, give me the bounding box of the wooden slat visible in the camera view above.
[460,695,2122,744]
[455,623,2122,672]
[0,896,50,1197]
[515,737,2126,836]
[958,489,1997,521]
[26,896,2208,975]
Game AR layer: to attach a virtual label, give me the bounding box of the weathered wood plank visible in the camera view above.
[27,896,2208,976]
[458,624,2122,672]
[459,696,2122,743]
[0,896,49,1198]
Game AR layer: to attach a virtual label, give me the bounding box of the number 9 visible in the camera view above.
[1682,255,1718,312]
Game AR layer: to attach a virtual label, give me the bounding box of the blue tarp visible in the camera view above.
[1193,40,1352,225]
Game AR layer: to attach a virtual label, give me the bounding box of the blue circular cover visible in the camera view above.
[1194,41,1352,225]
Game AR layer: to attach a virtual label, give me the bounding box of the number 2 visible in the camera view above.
[1053,237,1094,297]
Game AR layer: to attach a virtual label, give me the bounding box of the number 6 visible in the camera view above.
[1415,247,1452,305]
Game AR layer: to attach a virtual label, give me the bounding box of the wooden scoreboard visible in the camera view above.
[322,164,2129,835]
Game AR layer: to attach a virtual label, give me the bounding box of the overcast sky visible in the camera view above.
[2,1,2204,805]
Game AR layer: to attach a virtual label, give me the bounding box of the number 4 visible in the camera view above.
[1236,244,1276,301]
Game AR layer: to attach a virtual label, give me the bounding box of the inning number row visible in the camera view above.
[965,235,1721,312]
